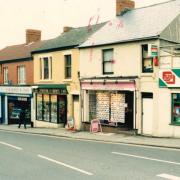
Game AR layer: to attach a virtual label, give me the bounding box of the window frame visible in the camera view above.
[3,67,8,84]
[64,54,72,79]
[17,65,26,84]
[40,57,52,80]
[102,49,114,75]
[142,44,154,73]
[171,93,180,125]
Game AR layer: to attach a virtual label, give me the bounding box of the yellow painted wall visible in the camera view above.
[33,49,81,129]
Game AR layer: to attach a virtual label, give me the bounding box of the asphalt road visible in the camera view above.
[0,130,180,180]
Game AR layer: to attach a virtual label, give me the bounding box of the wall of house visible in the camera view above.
[0,60,33,85]
[33,49,81,129]
[80,40,158,77]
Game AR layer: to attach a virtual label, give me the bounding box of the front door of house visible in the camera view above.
[142,93,153,135]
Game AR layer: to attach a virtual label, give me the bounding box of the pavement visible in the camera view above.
[0,124,180,149]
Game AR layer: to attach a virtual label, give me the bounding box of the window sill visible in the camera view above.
[141,73,154,77]
[39,79,53,83]
[63,79,72,82]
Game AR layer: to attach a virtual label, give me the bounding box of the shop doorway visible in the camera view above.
[73,95,80,128]
[142,93,153,135]
[8,97,31,124]
[125,92,134,129]
[58,95,67,126]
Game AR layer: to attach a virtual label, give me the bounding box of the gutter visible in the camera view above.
[78,36,159,49]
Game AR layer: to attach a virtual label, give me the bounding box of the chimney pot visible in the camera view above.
[63,26,73,33]
[26,29,41,44]
[116,0,135,16]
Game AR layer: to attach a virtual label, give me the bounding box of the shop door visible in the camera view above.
[142,94,153,135]
[58,96,67,125]
[73,95,79,128]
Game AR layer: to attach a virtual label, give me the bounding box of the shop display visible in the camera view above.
[51,95,57,123]
[96,92,110,120]
[44,94,50,122]
[89,91,126,123]
[110,93,125,123]
[37,94,43,120]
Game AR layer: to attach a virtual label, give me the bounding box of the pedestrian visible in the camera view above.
[18,109,26,129]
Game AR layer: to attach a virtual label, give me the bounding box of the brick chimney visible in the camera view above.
[63,26,73,33]
[26,29,41,44]
[116,0,135,16]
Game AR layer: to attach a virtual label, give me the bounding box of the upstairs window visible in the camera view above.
[17,66,26,84]
[103,49,114,74]
[65,55,72,79]
[40,57,52,80]
[3,67,8,84]
[142,44,153,73]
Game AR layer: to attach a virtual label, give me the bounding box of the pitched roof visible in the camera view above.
[33,23,106,53]
[0,41,45,62]
[80,0,180,48]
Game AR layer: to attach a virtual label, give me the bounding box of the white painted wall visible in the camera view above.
[157,88,180,137]
[80,40,157,78]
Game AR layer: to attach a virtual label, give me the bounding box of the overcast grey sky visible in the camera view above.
[0,0,169,49]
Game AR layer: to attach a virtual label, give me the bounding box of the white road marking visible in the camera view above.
[112,152,180,166]
[157,173,180,180]
[0,141,22,150]
[38,154,93,176]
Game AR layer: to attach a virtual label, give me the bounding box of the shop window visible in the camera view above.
[36,94,43,120]
[172,93,180,125]
[88,91,126,124]
[40,57,52,80]
[43,94,50,122]
[142,44,153,73]
[65,55,72,79]
[3,67,8,84]
[102,49,114,74]
[51,95,57,123]
[36,94,60,123]
[17,66,26,84]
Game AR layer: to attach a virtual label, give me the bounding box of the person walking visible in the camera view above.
[18,109,26,129]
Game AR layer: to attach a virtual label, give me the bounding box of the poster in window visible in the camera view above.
[110,93,125,123]
[44,94,50,122]
[96,92,109,121]
[37,94,42,120]
[51,95,57,123]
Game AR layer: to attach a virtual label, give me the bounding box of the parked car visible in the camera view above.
[9,108,22,124]
[10,108,21,119]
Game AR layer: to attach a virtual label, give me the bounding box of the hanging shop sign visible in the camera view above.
[159,69,180,87]
[148,44,158,57]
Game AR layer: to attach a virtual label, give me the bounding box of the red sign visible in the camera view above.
[162,71,175,84]
[90,119,102,133]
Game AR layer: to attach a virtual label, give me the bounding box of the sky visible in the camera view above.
[0,0,169,49]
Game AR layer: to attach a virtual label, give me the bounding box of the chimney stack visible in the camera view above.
[63,26,73,33]
[116,0,135,16]
[26,29,41,44]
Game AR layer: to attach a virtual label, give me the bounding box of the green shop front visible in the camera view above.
[33,84,67,128]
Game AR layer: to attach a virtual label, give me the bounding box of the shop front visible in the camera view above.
[0,86,32,125]
[33,84,67,128]
[81,78,136,132]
